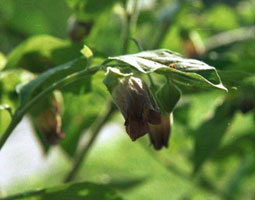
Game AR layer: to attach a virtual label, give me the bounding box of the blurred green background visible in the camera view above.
[0,0,255,199]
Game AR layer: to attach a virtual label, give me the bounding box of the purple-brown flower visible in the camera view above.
[148,113,172,150]
[104,68,174,150]
[110,76,161,141]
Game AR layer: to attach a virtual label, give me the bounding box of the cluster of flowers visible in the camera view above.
[105,68,172,150]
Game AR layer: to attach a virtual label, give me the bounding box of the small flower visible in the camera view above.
[148,113,172,150]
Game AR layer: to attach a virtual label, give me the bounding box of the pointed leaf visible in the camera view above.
[19,58,86,107]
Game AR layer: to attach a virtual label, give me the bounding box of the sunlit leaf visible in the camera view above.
[106,49,227,91]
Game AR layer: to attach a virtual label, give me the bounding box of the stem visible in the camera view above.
[0,115,22,150]
[121,0,139,54]
[147,74,156,89]
[0,66,101,151]
[63,102,116,183]
[122,12,132,54]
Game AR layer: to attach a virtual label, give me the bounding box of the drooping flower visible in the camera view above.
[104,68,177,150]
[104,68,161,141]
[148,113,172,150]
[113,76,161,140]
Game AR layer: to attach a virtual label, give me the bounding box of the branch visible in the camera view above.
[121,0,139,54]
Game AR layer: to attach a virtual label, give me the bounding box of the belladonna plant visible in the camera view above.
[0,48,227,153]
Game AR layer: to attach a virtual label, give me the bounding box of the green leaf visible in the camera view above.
[19,58,87,107]
[213,133,255,160]
[192,101,235,173]
[156,79,181,113]
[106,49,227,91]
[6,35,82,73]
[2,182,123,200]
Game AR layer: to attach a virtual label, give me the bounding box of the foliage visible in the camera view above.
[0,0,254,199]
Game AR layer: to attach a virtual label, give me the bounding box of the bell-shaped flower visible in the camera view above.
[148,80,180,150]
[104,68,161,141]
[148,113,173,150]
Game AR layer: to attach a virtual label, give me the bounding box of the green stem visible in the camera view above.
[0,66,101,151]
[122,12,132,54]
[147,74,156,89]
[64,102,116,183]
[121,0,139,54]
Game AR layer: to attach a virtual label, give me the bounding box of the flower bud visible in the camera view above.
[30,93,65,145]
[36,101,65,145]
